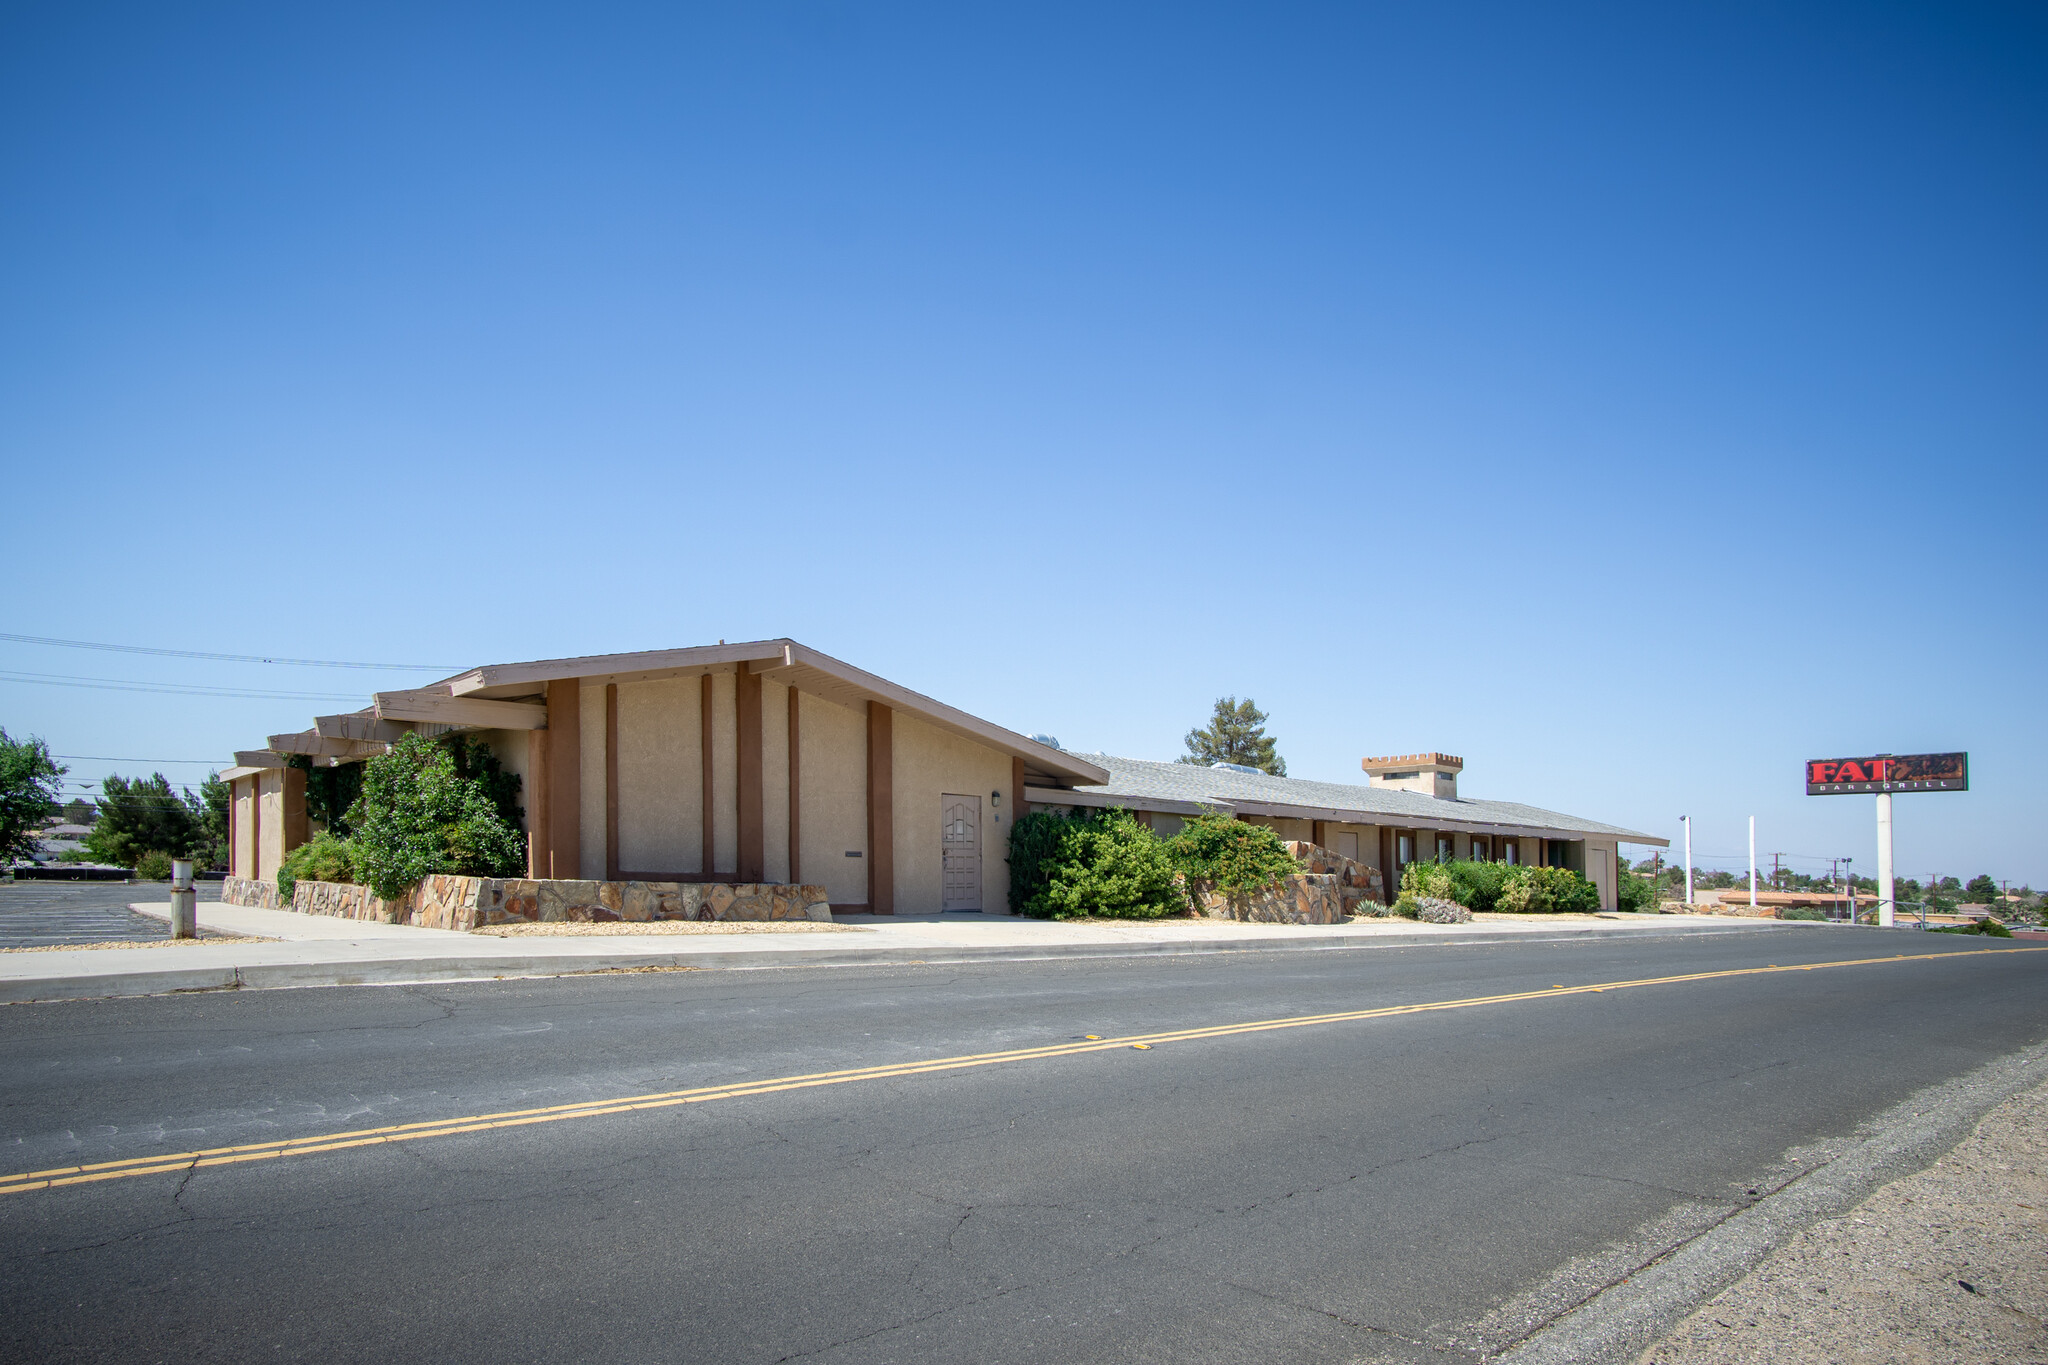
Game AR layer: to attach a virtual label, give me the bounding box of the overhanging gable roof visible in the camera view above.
[1052,753,1668,845]
[440,638,1104,786]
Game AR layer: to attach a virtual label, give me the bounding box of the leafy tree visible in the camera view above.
[82,774,211,868]
[0,729,65,863]
[59,798,97,825]
[287,755,366,837]
[195,772,230,869]
[346,732,526,900]
[1963,874,2000,906]
[1177,697,1286,776]
[1616,861,1655,912]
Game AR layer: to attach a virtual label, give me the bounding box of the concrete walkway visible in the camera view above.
[0,902,1840,1004]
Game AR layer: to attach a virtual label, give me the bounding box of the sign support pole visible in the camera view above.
[1748,816,1757,911]
[1682,816,1693,907]
[1876,791,1895,928]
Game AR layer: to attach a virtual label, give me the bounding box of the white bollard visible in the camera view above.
[170,859,196,939]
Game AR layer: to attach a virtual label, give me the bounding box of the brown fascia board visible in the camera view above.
[1224,796,1666,845]
[1038,784,1665,844]
[442,637,1109,787]
[1024,787,1222,816]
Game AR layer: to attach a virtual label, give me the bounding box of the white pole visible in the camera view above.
[1876,791,1895,927]
[1748,816,1757,910]
[1683,816,1693,906]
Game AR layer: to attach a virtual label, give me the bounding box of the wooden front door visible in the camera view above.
[941,795,981,912]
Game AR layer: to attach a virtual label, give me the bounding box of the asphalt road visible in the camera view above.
[1,928,2042,1364]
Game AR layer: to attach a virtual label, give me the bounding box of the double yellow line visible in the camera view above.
[3,946,2031,1198]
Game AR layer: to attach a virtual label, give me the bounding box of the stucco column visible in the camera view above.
[737,667,764,882]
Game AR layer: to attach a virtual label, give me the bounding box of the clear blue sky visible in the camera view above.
[4,3,2042,886]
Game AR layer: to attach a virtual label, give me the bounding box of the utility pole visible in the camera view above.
[1772,852,1783,891]
[1682,816,1693,906]
[1845,857,1856,925]
[1748,816,1757,910]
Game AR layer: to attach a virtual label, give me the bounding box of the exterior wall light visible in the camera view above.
[991,790,1001,807]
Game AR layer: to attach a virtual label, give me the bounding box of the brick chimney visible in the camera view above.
[1361,752,1463,800]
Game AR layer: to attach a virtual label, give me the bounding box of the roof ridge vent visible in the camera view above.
[1210,761,1264,775]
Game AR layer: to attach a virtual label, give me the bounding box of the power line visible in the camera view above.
[52,755,220,764]
[0,670,360,701]
[0,632,459,671]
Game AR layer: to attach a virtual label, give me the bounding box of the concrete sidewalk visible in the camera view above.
[0,902,1833,1004]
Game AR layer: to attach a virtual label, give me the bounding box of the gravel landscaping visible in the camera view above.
[472,920,868,937]
[1640,1071,2048,1364]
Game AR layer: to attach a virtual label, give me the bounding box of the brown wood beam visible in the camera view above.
[251,773,264,882]
[700,673,715,876]
[866,701,893,915]
[736,668,763,882]
[787,686,802,884]
[546,679,581,880]
[604,682,620,881]
[527,723,550,879]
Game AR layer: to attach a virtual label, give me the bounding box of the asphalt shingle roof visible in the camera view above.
[1063,752,1666,844]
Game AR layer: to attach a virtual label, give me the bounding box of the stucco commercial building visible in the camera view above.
[219,639,1664,914]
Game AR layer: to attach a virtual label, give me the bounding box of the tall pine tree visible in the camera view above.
[1178,697,1286,776]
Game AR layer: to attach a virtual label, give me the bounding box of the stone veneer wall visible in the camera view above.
[220,875,284,910]
[1188,873,1345,925]
[1284,841,1385,913]
[222,875,833,932]
[1182,841,1385,925]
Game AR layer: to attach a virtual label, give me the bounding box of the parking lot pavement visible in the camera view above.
[0,879,222,948]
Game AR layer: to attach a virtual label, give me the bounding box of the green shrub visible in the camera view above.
[135,849,173,881]
[277,832,358,903]
[1005,807,1181,919]
[1616,864,1655,913]
[1931,919,2012,937]
[1780,906,1827,921]
[1168,812,1299,897]
[345,733,527,901]
[1493,864,1600,913]
[1401,861,1457,902]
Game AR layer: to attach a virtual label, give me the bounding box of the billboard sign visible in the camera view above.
[1806,752,1968,795]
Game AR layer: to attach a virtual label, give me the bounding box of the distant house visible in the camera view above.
[219,640,1666,914]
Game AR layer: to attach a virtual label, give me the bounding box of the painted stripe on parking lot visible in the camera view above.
[3,945,2037,1197]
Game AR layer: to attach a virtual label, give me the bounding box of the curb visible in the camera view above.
[0,919,1820,1004]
